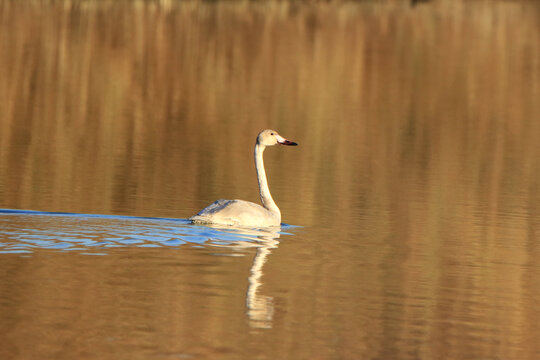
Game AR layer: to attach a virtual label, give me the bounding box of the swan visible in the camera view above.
[190,129,298,227]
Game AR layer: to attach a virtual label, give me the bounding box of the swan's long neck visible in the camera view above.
[254,143,280,217]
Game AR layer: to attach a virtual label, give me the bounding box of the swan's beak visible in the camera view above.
[276,135,298,146]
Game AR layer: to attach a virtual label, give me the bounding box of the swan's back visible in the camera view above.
[190,199,281,227]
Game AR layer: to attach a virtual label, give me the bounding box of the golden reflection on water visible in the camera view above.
[1,0,540,359]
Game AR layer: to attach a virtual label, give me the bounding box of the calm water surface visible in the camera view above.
[1,1,540,359]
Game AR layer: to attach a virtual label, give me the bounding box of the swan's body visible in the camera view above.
[190,129,297,228]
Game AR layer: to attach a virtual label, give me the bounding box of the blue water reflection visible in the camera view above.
[0,209,296,255]
[1,209,296,329]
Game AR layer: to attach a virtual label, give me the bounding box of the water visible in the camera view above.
[0,209,294,357]
[1,0,540,359]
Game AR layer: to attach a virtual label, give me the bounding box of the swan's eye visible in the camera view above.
[271,132,275,135]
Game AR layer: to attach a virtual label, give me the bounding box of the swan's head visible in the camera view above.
[257,129,298,147]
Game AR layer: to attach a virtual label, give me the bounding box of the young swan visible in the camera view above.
[190,129,298,227]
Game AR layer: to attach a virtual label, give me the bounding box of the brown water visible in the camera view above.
[1,0,540,359]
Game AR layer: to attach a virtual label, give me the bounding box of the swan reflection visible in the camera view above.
[245,229,280,329]
[194,223,283,329]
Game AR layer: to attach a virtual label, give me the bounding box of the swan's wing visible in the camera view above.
[192,199,235,216]
[190,200,279,227]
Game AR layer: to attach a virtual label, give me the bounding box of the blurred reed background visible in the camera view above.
[1,0,539,226]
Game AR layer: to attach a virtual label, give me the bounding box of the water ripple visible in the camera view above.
[0,209,295,255]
